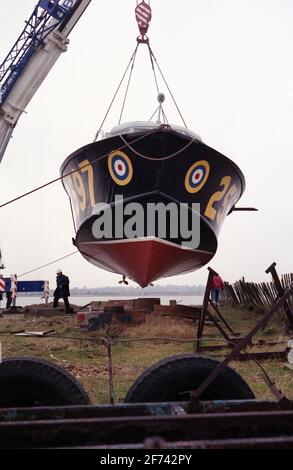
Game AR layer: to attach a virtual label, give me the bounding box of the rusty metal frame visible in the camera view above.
[1,262,291,406]
[0,400,293,448]
[209,300,237,336]
[266,262,293,329]
[195,268,237,352]
[191,272,293,400]
[91,436,293,449]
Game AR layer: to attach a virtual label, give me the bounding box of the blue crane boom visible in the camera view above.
[0,0,91,163]
[0,0,78,104]
[0,0,92,271]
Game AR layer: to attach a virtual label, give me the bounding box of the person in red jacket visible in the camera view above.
[211,274,224,307]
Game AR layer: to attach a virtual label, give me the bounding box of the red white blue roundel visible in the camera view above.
[185,160,210,193]
[108,151,133,186]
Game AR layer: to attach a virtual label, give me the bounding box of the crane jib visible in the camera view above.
[38,0,76,19]
[0,1,79,105]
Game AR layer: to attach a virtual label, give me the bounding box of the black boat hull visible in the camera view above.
[61,126,245,286]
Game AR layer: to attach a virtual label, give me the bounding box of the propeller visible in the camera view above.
[119,275,129,285]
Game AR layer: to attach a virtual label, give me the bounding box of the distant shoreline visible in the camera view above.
[15,284,205,298]
[16,292,203,298]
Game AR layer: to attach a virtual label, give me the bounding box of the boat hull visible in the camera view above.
[61,126,245,286]
[78,238,214,288]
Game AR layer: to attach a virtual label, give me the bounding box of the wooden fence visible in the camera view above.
[224,273,293,316]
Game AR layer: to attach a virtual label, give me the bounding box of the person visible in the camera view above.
[6,291,12,310]
[53,269,71,314]
[211,274,224,307]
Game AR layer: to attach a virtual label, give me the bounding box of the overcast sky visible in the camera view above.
[0,0,292,289]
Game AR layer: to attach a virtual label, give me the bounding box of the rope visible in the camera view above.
[18,251,79,277]
[69,195,77,234]
[0,174,67,210]
[148,47,160,96]
[118,46,139,125]
[0,125,163,210]
[93,44,139,142]
[120,133,197,161]
[149,105,169,125]
[94,40,186,137]
[161,107,169,125]
[148,44,188,128]
[149,105,160,122]
[93,40,187,140]
[147,45,168,124]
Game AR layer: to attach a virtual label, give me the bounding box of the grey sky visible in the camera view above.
[0,0,292,289]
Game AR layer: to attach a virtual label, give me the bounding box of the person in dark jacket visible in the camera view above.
[5,291,12,309]
[53,269,71,313]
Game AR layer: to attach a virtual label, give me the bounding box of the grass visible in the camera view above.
[0,305,292,403]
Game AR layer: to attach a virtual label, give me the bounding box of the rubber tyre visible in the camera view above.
[125,354,255,402]
[0,356,91,407]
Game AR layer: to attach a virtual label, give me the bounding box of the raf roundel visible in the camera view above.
[108,151,133,186]
[185,160,210,193]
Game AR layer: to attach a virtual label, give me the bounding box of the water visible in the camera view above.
[2,295,204,308]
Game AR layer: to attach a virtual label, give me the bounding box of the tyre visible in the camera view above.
[0,356,91,407]
[125,354,255,402]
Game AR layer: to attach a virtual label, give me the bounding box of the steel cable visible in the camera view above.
[94,44,139,142]
[148,44,188,129]
[118,46,139,125]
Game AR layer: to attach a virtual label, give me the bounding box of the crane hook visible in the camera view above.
[135,0,152,44]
